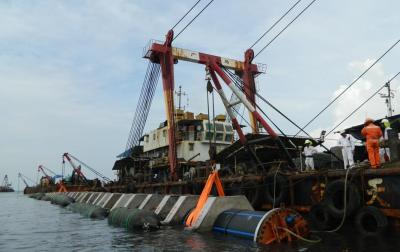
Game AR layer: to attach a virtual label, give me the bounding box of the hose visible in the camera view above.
[311,166,357,233]
[272,162,282,208]
[276,227,322,243]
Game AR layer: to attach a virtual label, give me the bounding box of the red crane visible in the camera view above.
[62,153,87,182]
[143,30,294,179]
[63,152,111,182]
[37,165,54,181]
[18,173,32,187]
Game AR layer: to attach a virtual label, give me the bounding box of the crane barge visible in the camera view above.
[24,30,400,237]
[0,175,14,192]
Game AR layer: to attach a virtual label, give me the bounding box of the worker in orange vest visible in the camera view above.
[361,118,383,168]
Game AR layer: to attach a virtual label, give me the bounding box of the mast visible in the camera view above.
[380,81,395,117]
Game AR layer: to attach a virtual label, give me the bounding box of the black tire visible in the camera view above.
[309,203,335,230]
[263,175,288,206]
[240,181,261,209]
[355,206,388,236]
[325,180,361,218]
[224,183,241,196]
[191,182,203,195]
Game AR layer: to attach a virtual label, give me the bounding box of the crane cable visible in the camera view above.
[223,66,343,161]
[173,0,214,41]
[326,71,400,137]
[171,0,202,30]
[254,0,319,58]
[294,38,400,137]
[250,0,303,49]
[223,68,292,140]
[69,154,112,182]
[18,173,35,185]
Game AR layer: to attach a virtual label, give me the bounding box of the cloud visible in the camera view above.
[332,59,398,130]
[0,0,399,186]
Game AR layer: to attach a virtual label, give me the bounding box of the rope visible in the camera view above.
[295,38,400,136]
[250,0,303,49]
[173,0,214,41]
[276,227,322,243]
[311,166,355,233]
[254,0,319,58]
[326,71,400,137]
[272,162,282,208]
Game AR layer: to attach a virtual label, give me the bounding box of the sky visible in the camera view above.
[0,0,399,187]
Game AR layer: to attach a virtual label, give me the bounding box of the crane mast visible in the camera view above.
[63,153,88,181]
[38,165,53,181]
[18,173,29,187]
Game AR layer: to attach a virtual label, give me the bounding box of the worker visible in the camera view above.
[303,140,317,171]
[379,118,391,162]
[337,131,356,169]
[361,118,383,169]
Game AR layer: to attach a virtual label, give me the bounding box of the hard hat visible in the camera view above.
[304,139,311,145]
[364,118,374,125]
[381,118,390,128]
[340,130,346,134]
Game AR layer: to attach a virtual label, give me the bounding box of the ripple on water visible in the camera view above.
[1,193,400,251]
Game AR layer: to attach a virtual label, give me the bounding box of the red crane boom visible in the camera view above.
[143,30,294,178]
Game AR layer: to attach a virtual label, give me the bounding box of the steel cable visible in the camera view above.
[223,67,343,161]
[250,0,303,49]
[294,38,400,136]
[254,0,319,58]
[171,0,202,30]
[173,0,214,41]
[326,71,400,137]
[69,154,111,182]
[124,62,161,156]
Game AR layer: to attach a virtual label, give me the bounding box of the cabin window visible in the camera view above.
[225,125,233,132]
[205,122,213,131]
[145,136,149,143]
[189,143,194,151]
[215,123,224,132]
[153,134,156,140]
[216,133,224,141]
[162,130,167,138]
[225,134,233,142]
[205,122,214,140]
[205,132,214,141]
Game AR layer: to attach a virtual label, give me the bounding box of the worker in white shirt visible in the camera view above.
[337,131,356,169]
[379,118,391,162]
[303,140,317,171]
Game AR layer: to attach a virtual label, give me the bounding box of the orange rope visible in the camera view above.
[185,170,224,227]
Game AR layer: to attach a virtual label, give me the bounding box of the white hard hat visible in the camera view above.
[340,130,346,134]
[382,119,389,123]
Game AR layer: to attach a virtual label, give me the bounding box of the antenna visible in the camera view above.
[379,81,395,117]
[175,85,188,110]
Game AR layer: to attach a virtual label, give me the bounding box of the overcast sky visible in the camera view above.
[0,0,399,187]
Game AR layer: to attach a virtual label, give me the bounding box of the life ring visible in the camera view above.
[355,206,388,236]
[324,179,361,218]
